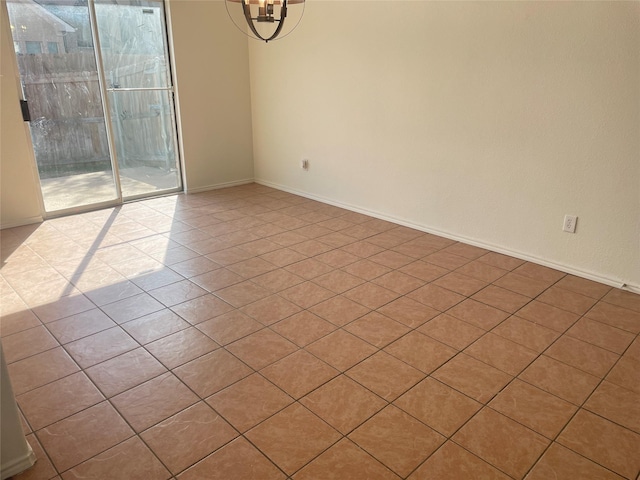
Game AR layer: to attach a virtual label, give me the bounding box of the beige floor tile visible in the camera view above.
[100,293,165,324]
[315,249,359,268]
[145,327,218,369]
[385,331,457,373]
[61,437,170,480]
[344,283,401,310]
[455,260,508,283]
[472,286,530,314]
[271,311,336,346]
[346,351,425,401]
[251,268,306,293]
[453,408,549,479]
[515,300,580,332]
[294,438,399,480]
[603,288,640,312]
[225,328,298,370]
[301,375,387,434]
[418,314,485,350]
[545,335,619,377]
[85,347,167,397]
[174,349,253,397]
[394,377,481,437]
[492,272,549,298]
[148,280,207,307]
[30,294,95,324]
[177,437,285,480]
[64,327,138,368]
[8,347,80,395]
[261,350,338,399]
[314,256,364,284]
[18,372,104,430]
[585,301,640,334]
[214,281,272,307]
[606,356,640,393]
[566,317,635,354]
[285,258,334,279]
[111,372,199,432]
[371,271,424,295]
[349,405,445,477]
[433,272,488,296]
[190,268,244,292]
[170,294,234,325]
[512,262,565,284]
[345,312,410,348]
[368,250,414,269]
[446,299,509,330]
[408,441,511,480]
[309,295,370,326]
[537,286,598,315]
[555,275,612,299]
[141,402,237,475]
[423,251,470,270]
[206,373,292,432]
[526,443,625,480]
[342,259,392,280]
[491,316,559,353]
[2,325,58,363]
[306,329,377,371]
[400,260,449,284]
[488,379,577,439]
[280,281,338,309]
[519,355,600,405]
[47,309,116,345]
[196,310,262,345]
[37,402,133,472]
[240,295,302,325]
[431,354,512,404]
[464,333,537,376]
[584,380,640,433]
[557,409,640,479]
[245,403,341,475]
[378,297,440,328]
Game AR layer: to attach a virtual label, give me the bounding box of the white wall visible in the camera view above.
[168,0,254,192]
[1,1,44,229]
[250,1,640,289]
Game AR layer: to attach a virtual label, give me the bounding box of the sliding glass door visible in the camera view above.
[6,0,181,214]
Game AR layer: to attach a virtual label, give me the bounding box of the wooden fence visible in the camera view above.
[18,52,176,178]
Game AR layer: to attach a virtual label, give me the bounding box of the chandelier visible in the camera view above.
[226,0,305,43]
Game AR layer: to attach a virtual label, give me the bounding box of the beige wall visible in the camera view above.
[1,1,43,229]
[250,1,640,290]
[168,0,254,192]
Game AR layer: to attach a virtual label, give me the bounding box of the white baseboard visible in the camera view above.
[1,446,36,480]
[255,178,639,293]
[0,216,43,231]
[185,178,255,195]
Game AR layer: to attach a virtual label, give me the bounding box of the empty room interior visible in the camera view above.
[1,1,639,479]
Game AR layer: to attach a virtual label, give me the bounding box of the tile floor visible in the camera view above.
[1,183,639,480]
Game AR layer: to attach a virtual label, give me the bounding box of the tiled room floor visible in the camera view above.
[1,183,639,480]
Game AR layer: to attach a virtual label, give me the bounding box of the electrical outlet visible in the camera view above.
[563,215,577,233]
[301,159,309,170]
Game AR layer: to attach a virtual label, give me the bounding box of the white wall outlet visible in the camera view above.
[563,215,577,233]
[301,159,309,170]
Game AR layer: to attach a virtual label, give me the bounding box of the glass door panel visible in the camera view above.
[6,0,120,213]
[107,89,180,198]
[95,0,181,199]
